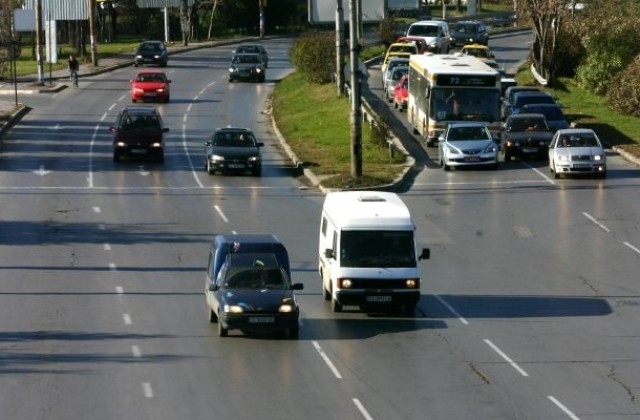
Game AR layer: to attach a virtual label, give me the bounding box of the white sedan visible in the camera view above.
[548,128,607,179]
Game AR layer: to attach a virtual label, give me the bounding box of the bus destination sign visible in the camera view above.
[436,74,496,87]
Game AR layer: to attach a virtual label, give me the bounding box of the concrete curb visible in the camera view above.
[0,104,31,146]
[612,146,640,168]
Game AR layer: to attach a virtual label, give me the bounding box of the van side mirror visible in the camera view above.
[208,283,217,292]
[324,248,335,259]
[419,248,430,260]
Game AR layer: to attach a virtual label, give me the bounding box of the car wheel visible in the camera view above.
[157,152,164,163]
[164,96,170,103]
[598,171,607,179]
[260,75,266,83]
[504,152,511,162]
[207,161,215,175]
[289,324,299,339]
[323,281,331,301]
[113,150,120,162]
[331,297,342,313]
[208,307,217,323]
[132,98,137,103]
[252,167,262,177]
[217,314,228,337]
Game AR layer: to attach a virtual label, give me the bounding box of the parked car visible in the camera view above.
[449,20,489,47]
[438,122,499,170]
[383,65,408,102]
[204,127,263,176]
[548,128,607,179]
[205,235,303,338]
[110,106,168,162]
[134,40,168,67]
[406,20,450,53]
[520,103,570,132]
[501,113,553,161]
[501,86,541,119]
[130,70,171,103]
[506,91,556,118]
[233,43,269,67]
[228,53,266,82]
[393,74,409,111]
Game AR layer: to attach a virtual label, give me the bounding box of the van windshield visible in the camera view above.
[340,231,416,268]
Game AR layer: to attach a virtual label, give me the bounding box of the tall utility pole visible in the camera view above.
[35,0,44,85]
[348,0,362,179]
[88,0,98,65]
[259,0,267,38]
[180,0,188,46]
[335,0,345,96]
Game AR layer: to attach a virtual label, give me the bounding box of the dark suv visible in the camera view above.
[134,41,168,67]
[449,21,489,47]
[110,106,168,162]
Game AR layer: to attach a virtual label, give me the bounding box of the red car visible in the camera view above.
[130,70,171,103]
[393,74,408,111]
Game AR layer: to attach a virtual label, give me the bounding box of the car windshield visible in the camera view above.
[557,134,600,148]
[213,131,256,147]
[447,126,491,141]
[508,118,548,132]
[220,253,290,290]
[408,25,440,37]
[234,55,259,64]
[340,231,416,268]
[136,73,166,83]
[120,113,161,130]
[141,43,161,52]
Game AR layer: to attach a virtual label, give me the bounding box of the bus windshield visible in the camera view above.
[430,87,500,123]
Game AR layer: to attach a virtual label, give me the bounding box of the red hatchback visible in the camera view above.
[130,70,171,103]
[393,74,409,111]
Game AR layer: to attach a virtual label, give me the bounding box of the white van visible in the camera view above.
[318,191,430,313]
[406,20,450,54]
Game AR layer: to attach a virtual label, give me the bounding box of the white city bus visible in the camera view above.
[407,53,502,146]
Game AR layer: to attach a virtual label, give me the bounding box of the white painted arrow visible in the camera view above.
[138,166,150,176]
[34,165,52,176]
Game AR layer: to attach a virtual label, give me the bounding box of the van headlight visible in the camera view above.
[405,279,418,288]
[340,279,353,288]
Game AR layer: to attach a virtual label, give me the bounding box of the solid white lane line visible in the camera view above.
[214,205,229,223]
[108,103,116,111]
[109,263,117,272]
[118,94,126,101]
[88,123,102,188]
[103,243,111,251]
[352,398,374,420]
[115,286,124,295]
[484,339,529,377]
[623,242,640,255]
[312,341,342,379]
[142,382,154,398]
[131,345,142,358]
[582,212,610,232]
[183,123,204,188]
[434,294,469,325]
[548,396,581,420]
[92,206,101,213]
[123,314,132,325]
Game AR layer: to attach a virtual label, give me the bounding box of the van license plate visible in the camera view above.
[366,296,391,303]
[249,316,274,323]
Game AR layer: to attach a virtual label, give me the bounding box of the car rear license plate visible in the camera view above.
[366,296,392,303]
[131,149,147,154]
[522,148,538,153]
[228,163,245,169]
[249,316,275,323]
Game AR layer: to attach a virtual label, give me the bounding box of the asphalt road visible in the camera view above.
[1,33,640,420]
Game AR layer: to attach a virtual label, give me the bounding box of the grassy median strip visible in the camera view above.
[272,71,406,188]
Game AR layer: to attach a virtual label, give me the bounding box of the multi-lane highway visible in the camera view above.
[1,33,639,420]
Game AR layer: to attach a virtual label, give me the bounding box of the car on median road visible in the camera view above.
[438,122,499,170]
[233,43,269,67]
[204,127,264,176]
[134,40,168,67]
[501,113,553,161]
[228,53,266,82]
[549,128,607,179]
[206,249,303,338]
[130,69,171,103]
[110,106,168,162]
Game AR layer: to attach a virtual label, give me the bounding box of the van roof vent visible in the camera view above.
[358,194,387,202]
